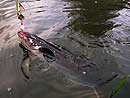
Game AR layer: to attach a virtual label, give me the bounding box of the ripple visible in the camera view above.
[0,0,130,98]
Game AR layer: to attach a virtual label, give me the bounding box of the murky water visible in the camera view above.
[0,0,130,98]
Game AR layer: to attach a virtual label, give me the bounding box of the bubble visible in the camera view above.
[94,1,98,4]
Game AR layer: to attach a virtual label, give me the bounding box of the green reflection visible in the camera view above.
[64,0,128,37]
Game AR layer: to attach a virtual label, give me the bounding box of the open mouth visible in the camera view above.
[17,31,56,62]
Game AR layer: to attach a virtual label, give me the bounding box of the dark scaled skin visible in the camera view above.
[18,31,117,87]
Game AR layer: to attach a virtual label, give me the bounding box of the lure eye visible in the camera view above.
[39,48,56,62]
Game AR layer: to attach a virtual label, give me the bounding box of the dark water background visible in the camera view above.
[0,0,130,98]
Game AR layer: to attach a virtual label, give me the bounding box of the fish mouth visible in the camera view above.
[18,31,56,62]
[17,31,42,50]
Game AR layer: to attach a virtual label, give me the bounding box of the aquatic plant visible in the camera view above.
[16,0,25,13]
[110,75,130,98]
[15,0,25,18]
[16,0,18,13]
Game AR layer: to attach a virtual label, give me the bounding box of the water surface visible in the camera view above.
[0,0,130,98]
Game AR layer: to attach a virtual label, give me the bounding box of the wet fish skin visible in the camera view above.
[17,31,116,87]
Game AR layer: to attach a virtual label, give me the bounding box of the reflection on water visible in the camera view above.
[0,0,130,98]
[64,0,127,37]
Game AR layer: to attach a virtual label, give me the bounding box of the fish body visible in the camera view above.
[18,31,117,87]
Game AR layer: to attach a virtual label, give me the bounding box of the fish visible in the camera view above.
[17,31,117,87]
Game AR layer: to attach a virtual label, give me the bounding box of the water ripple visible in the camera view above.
[0,0,130,98]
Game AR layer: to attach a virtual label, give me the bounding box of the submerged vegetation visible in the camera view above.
[110,75,130,98]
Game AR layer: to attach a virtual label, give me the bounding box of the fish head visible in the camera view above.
[18,31,41,50]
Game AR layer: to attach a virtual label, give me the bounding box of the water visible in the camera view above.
[0,0,130,98]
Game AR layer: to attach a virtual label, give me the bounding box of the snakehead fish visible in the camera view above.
[17,31,117,87]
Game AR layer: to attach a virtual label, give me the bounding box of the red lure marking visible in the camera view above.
[20,21,31,47]
[21,22,25,40]
[21,30,24,40]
